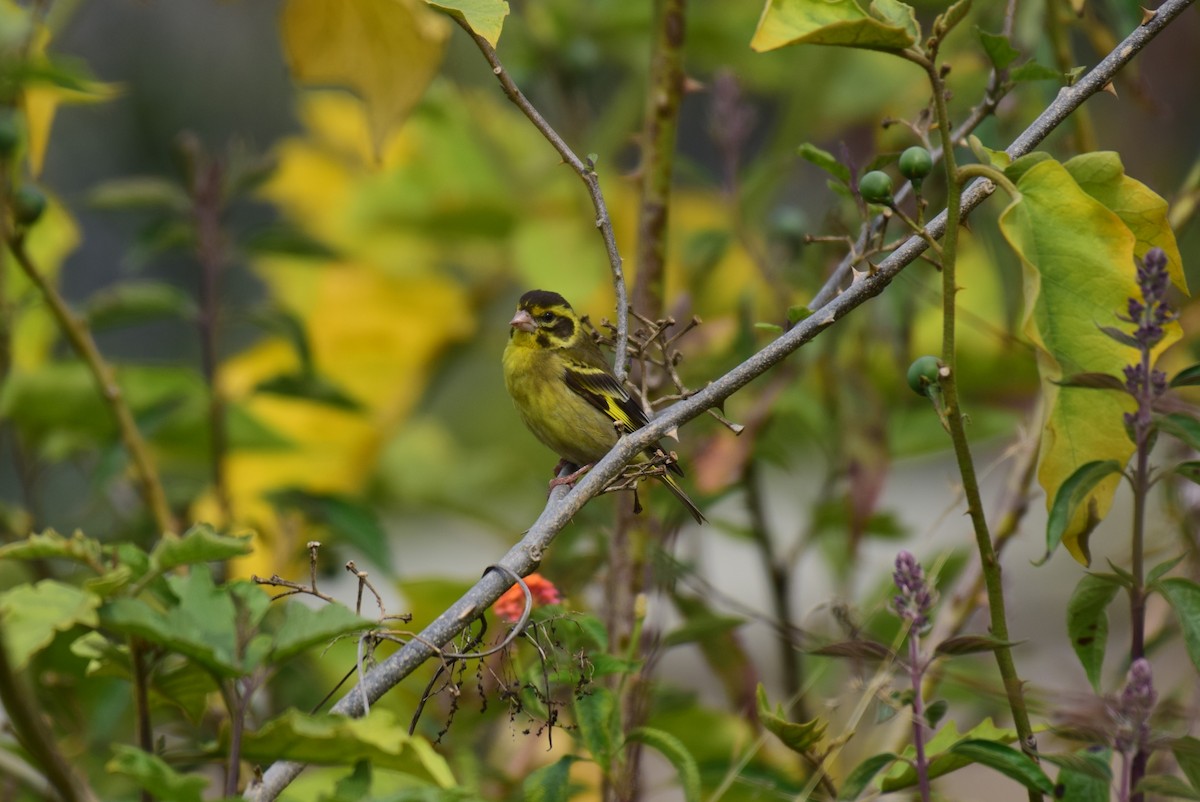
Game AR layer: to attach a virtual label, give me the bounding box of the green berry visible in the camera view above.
[0,109,20,158]
[907,355,942,397]
[12,185,46,226]
[859,170,894,204]
[898,146,933,182]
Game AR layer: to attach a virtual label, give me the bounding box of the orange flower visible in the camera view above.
[492,573,562,623]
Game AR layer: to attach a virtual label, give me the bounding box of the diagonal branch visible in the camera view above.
[450,16,632,381]
[245,2,1193,798]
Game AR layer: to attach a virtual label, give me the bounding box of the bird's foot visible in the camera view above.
[548,462,593,490]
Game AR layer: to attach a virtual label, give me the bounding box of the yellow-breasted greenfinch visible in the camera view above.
[502,289,705,524]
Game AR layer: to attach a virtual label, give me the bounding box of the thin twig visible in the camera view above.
[6,234,176,535]
[244,5,1194,798]
[450,16,630,381]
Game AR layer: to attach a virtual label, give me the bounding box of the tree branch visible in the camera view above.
[244,2,1194,797]
[450,16,632,381]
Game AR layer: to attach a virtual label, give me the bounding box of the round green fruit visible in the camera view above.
[859,170,894,204]
[898,146,933,181]
[907,355,942,397]
[12,185,46,226]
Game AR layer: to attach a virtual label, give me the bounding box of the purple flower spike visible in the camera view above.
[892,550,936,629]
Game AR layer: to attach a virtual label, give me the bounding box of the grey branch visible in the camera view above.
[245,1,1193,798]
[450,16,631,381]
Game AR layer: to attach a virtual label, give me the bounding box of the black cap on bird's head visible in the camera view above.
[518,289,571,311]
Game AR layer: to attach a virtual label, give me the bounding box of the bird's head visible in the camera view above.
[508,290,581,350]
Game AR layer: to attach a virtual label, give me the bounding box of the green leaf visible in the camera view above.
[1066,573,1121,690]
[256,372,364,411]
[1158,578,1200,673]
[1010,61,1063,82]
[751,0,917,53]
[574,687,619,766]
[0,529,105,568]
[810,639,893,660]
[1045,749,1112,801]
[85,282,198,329]
[882,719,1020,790]
[626,727,702,802]
[932,0,970,36]
[226,404,295,451]
[869,0,919,44]
[424,0,509,47]
[107,745,208,802]
[0,580,101,670]
[924,699,948,728]
[1159,414,1200,452]
[1043,460,1123,565]
[87,176,191,212]
[319,761,372,802]
[947,740,1053,793]
[100,567,249,677]
[238,708,455,784]
[1170,364,1200,388]
[756,684,827,754]
[1055,372,1126,391]
[149,524,253,574]
[837,752,898,800]
[1172,735,1200,791]
[798,143,851,184]
[933,634,1014,657]
[266,489,391,570]
[1136,775,1200,800]
[1148,554,1187,583]
[977,28,1019,69]
[755,322,784,333]
[240,224,339,261]
[271,602,376,664]
[523,756,576,802]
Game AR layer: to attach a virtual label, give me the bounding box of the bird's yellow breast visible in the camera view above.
[503,336,619,466]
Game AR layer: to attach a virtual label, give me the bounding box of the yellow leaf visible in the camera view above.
[280,0,451,160]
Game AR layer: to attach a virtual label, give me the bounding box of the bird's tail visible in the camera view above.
[657,472,706,525]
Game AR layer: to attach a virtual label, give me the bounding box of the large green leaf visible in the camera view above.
[523,756,576,802]
[148,524,253,575]
[751,0,917,53]
[237,708,455,785]
[999,156,1184,565]
[756,684,827,754]
[574,686,620,767]
[0,529,106,568]
[625,727,701,802]
[947,740,1054,794]
[0,580,100,670]
[271,601,376,663]
[882,718,1019,791]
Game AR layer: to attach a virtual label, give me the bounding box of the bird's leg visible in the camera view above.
[548,462,592,489]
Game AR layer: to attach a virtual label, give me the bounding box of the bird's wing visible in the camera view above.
[561,358,648,435]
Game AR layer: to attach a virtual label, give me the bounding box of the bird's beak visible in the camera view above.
[509,309,536,333]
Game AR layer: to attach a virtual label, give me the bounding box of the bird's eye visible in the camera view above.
[539,312,555,323]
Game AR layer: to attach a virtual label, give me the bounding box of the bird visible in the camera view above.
[502,289,705,524]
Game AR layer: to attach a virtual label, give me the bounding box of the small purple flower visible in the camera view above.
[1112,658,1156,756]
[892,550,936,629]
[1121,248,1176,350]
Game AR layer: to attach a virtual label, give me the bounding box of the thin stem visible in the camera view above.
[222,682,245,796]
[632,0,686,318]
[450,16,630,381]
[956,163,1021,199]
[1129,325,1153,801]
[190,155,233,527]
[0,617,100,802]
[909,634,931,802]
[923,59,1039,795]
[131,639,155,802]
[6,234,176,535]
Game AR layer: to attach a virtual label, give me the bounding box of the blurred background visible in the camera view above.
[2,0,1200,799]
